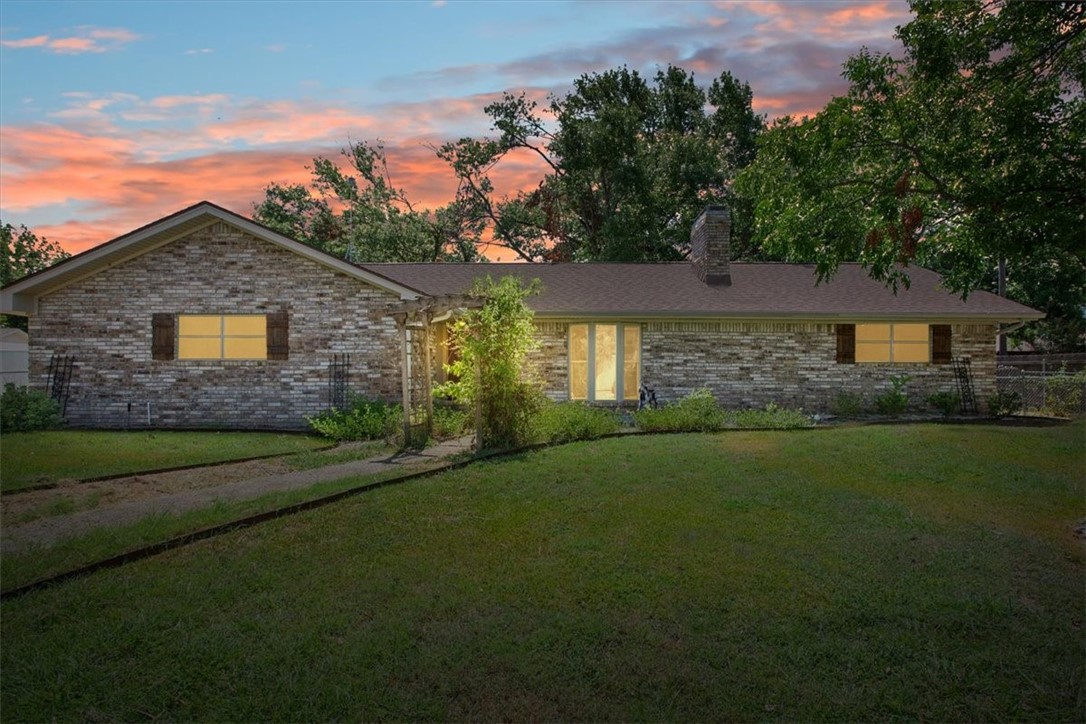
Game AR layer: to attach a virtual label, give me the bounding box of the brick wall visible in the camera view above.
[528,319,997,412]
[29,222,402,429]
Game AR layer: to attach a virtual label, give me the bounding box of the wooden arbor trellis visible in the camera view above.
[384,294,484,448]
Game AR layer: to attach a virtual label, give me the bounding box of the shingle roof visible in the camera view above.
[361,262,1043,320]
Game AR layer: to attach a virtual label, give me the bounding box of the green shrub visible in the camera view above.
[431,404,470,440]
[732,402,813,429]
[0,384,64,432]
[435,276,543,449]
[306,395,400,442]
[534,401,621,443]
[634,389,726,432]
[987,390,1023,418]
[874,375,910,415]
[927,391,960,417]
[1044,368,1086,416]
[831,391,865,417]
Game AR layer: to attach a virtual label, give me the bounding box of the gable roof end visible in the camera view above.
[0,201,423,314]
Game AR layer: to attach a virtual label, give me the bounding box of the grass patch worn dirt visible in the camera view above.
[0,430,326,492]
[1,422,1082,721]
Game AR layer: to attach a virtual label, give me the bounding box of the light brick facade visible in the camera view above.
[29,222,402,429]
[527,319,997,412]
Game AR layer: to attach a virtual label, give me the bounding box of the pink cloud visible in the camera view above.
[1,27,140,54]
[0,35,49,49]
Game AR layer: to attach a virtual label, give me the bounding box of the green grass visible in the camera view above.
[0,430,327,492]
[2,422,1083,721]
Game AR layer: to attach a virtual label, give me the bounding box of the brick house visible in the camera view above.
[0,202,1042,429]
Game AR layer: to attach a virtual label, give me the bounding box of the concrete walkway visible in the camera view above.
[0,436,474,554]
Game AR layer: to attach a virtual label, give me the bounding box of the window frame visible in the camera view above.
[568,322,641,403]
[853,322,932,364]
[177,314,268,361]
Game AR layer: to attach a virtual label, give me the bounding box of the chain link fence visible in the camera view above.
[996,365,1086,415]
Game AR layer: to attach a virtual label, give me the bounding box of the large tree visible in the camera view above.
[736,0,1084,349]
[253,140,481,263]
[1,222,70,331]
[437,65,765,262]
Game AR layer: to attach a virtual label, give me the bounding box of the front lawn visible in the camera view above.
[2,422,1082,721]
[0,430,327,492]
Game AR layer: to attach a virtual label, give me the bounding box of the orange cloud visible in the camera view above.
[7,128,549,256]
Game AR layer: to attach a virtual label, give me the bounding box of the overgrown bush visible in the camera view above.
[987,390,1023,418]
[306,395,400,441]
[1045,368,1086,417]
[874,375,910,415]
[0,384,64,432]
[633,389,726,432]
[927,391,960,417]
[831,391,865,417]
[732,402,813,429]
[534,401,621,443]
[431,404,470,440]
[436,276,544,449]
[634,392,813,432]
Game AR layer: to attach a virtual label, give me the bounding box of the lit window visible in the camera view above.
[178,315,267,360]
[569,323,640,401]
[855,323,930,363]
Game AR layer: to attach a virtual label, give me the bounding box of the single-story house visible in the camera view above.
[0,201,1042,429]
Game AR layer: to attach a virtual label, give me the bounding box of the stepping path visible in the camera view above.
[0,436,474,555]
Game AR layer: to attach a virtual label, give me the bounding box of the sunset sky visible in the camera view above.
[0,0,911,258]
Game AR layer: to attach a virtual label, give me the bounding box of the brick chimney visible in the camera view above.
[690,205,731,286]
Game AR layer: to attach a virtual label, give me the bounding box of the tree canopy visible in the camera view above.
[736,0,1084,348]
[437,65,765,262]
[1,221,70,331]
[253,140,481,263]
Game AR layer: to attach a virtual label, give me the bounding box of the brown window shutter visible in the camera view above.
[836,324,856,364]
[931,324,952,363]
[152,313,175,360]
[267,311,289,360]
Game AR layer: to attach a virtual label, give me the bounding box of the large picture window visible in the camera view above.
[569,323,640,402]
[178,315,267,360]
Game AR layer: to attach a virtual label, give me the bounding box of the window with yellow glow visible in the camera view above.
[569,323,640,401]
[855,323,930,363]
[178,315,267,360]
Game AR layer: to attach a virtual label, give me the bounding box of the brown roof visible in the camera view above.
[361,262,1043,320]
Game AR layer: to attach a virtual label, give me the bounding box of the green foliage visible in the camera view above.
[430,404,470,441]
[735,1,1085,350]
[1044,368,1086,417]
[533,401,621,444]
[253,140,481,263]
[634,388,727,432]
[732,402,814,430]
[831,391,866,417]
[634,391,813,432]
[874,375,911,416]
[1,222,70,331]
[306,395,400,442]
[987,391,1023,418]
[927,391,960,417]
[437,65,765,262]
[0,384,63,433]
[435,276,544,449]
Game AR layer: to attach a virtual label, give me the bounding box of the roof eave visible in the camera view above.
[532,310,1046,322]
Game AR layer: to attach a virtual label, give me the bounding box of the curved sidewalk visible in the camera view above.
[1,437,473,554]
